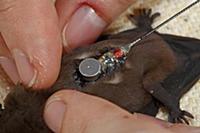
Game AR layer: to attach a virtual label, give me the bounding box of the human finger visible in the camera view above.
[0,33,20,83]
[56,0,135,51]
[0,0,62,88]
[44,90,200,133]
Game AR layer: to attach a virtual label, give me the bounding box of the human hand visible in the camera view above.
[44,90,200,133]
[0,0,135,89]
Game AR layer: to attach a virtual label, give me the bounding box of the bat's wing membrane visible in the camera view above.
[139,34,200,117]
[160,34,200,98]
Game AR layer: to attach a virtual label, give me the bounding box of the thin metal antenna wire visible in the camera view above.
[125,0,200,51]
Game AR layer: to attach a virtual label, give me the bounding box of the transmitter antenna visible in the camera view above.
[124,0,200,52]
[78,0,200,81]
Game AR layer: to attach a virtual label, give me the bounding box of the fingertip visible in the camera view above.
[44,99,66,133]
[44,90,133,132]
[0,56,20,84]
[62,5,107,51]
[12,49,37,87]
[31,51,62,89]
[57,0,135,51]
[44,90,200,133]
[44,90,78,132]
[10,46,62,89]
[0,0,62,89]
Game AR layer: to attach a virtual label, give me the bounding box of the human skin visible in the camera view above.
[44,90,200,133]
[0,0,199,132]
[0,0,135,89]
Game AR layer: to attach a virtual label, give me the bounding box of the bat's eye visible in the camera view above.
[79,58,101,81]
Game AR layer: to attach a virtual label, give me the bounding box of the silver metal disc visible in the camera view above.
[79,58,101,78]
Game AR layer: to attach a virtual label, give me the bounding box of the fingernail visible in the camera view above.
[0,56,20,84]
[44,99,66,133]
[12,49,37,87]
[63,5,107,51]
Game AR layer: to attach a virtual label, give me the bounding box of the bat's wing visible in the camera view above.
[139,34,200,118]
[99,9,200,118]
[160,34,200,99]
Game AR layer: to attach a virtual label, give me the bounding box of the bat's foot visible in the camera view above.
[168,109,194,125]
[128,8,160,30]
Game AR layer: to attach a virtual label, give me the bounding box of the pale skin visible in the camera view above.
[0,0,199,132]
[44,90,200,133]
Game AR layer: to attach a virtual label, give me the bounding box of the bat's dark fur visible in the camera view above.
[0,9,200,133]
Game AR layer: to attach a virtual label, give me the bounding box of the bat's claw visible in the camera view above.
[128,8,160,30]
[168,109,194,125]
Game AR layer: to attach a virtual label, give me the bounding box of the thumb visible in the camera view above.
[56,0,136,51]
[43,90,200,133]
[0,0,62,88]
[43,90,131,133]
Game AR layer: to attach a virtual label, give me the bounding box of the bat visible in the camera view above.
[0,8,200,133]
